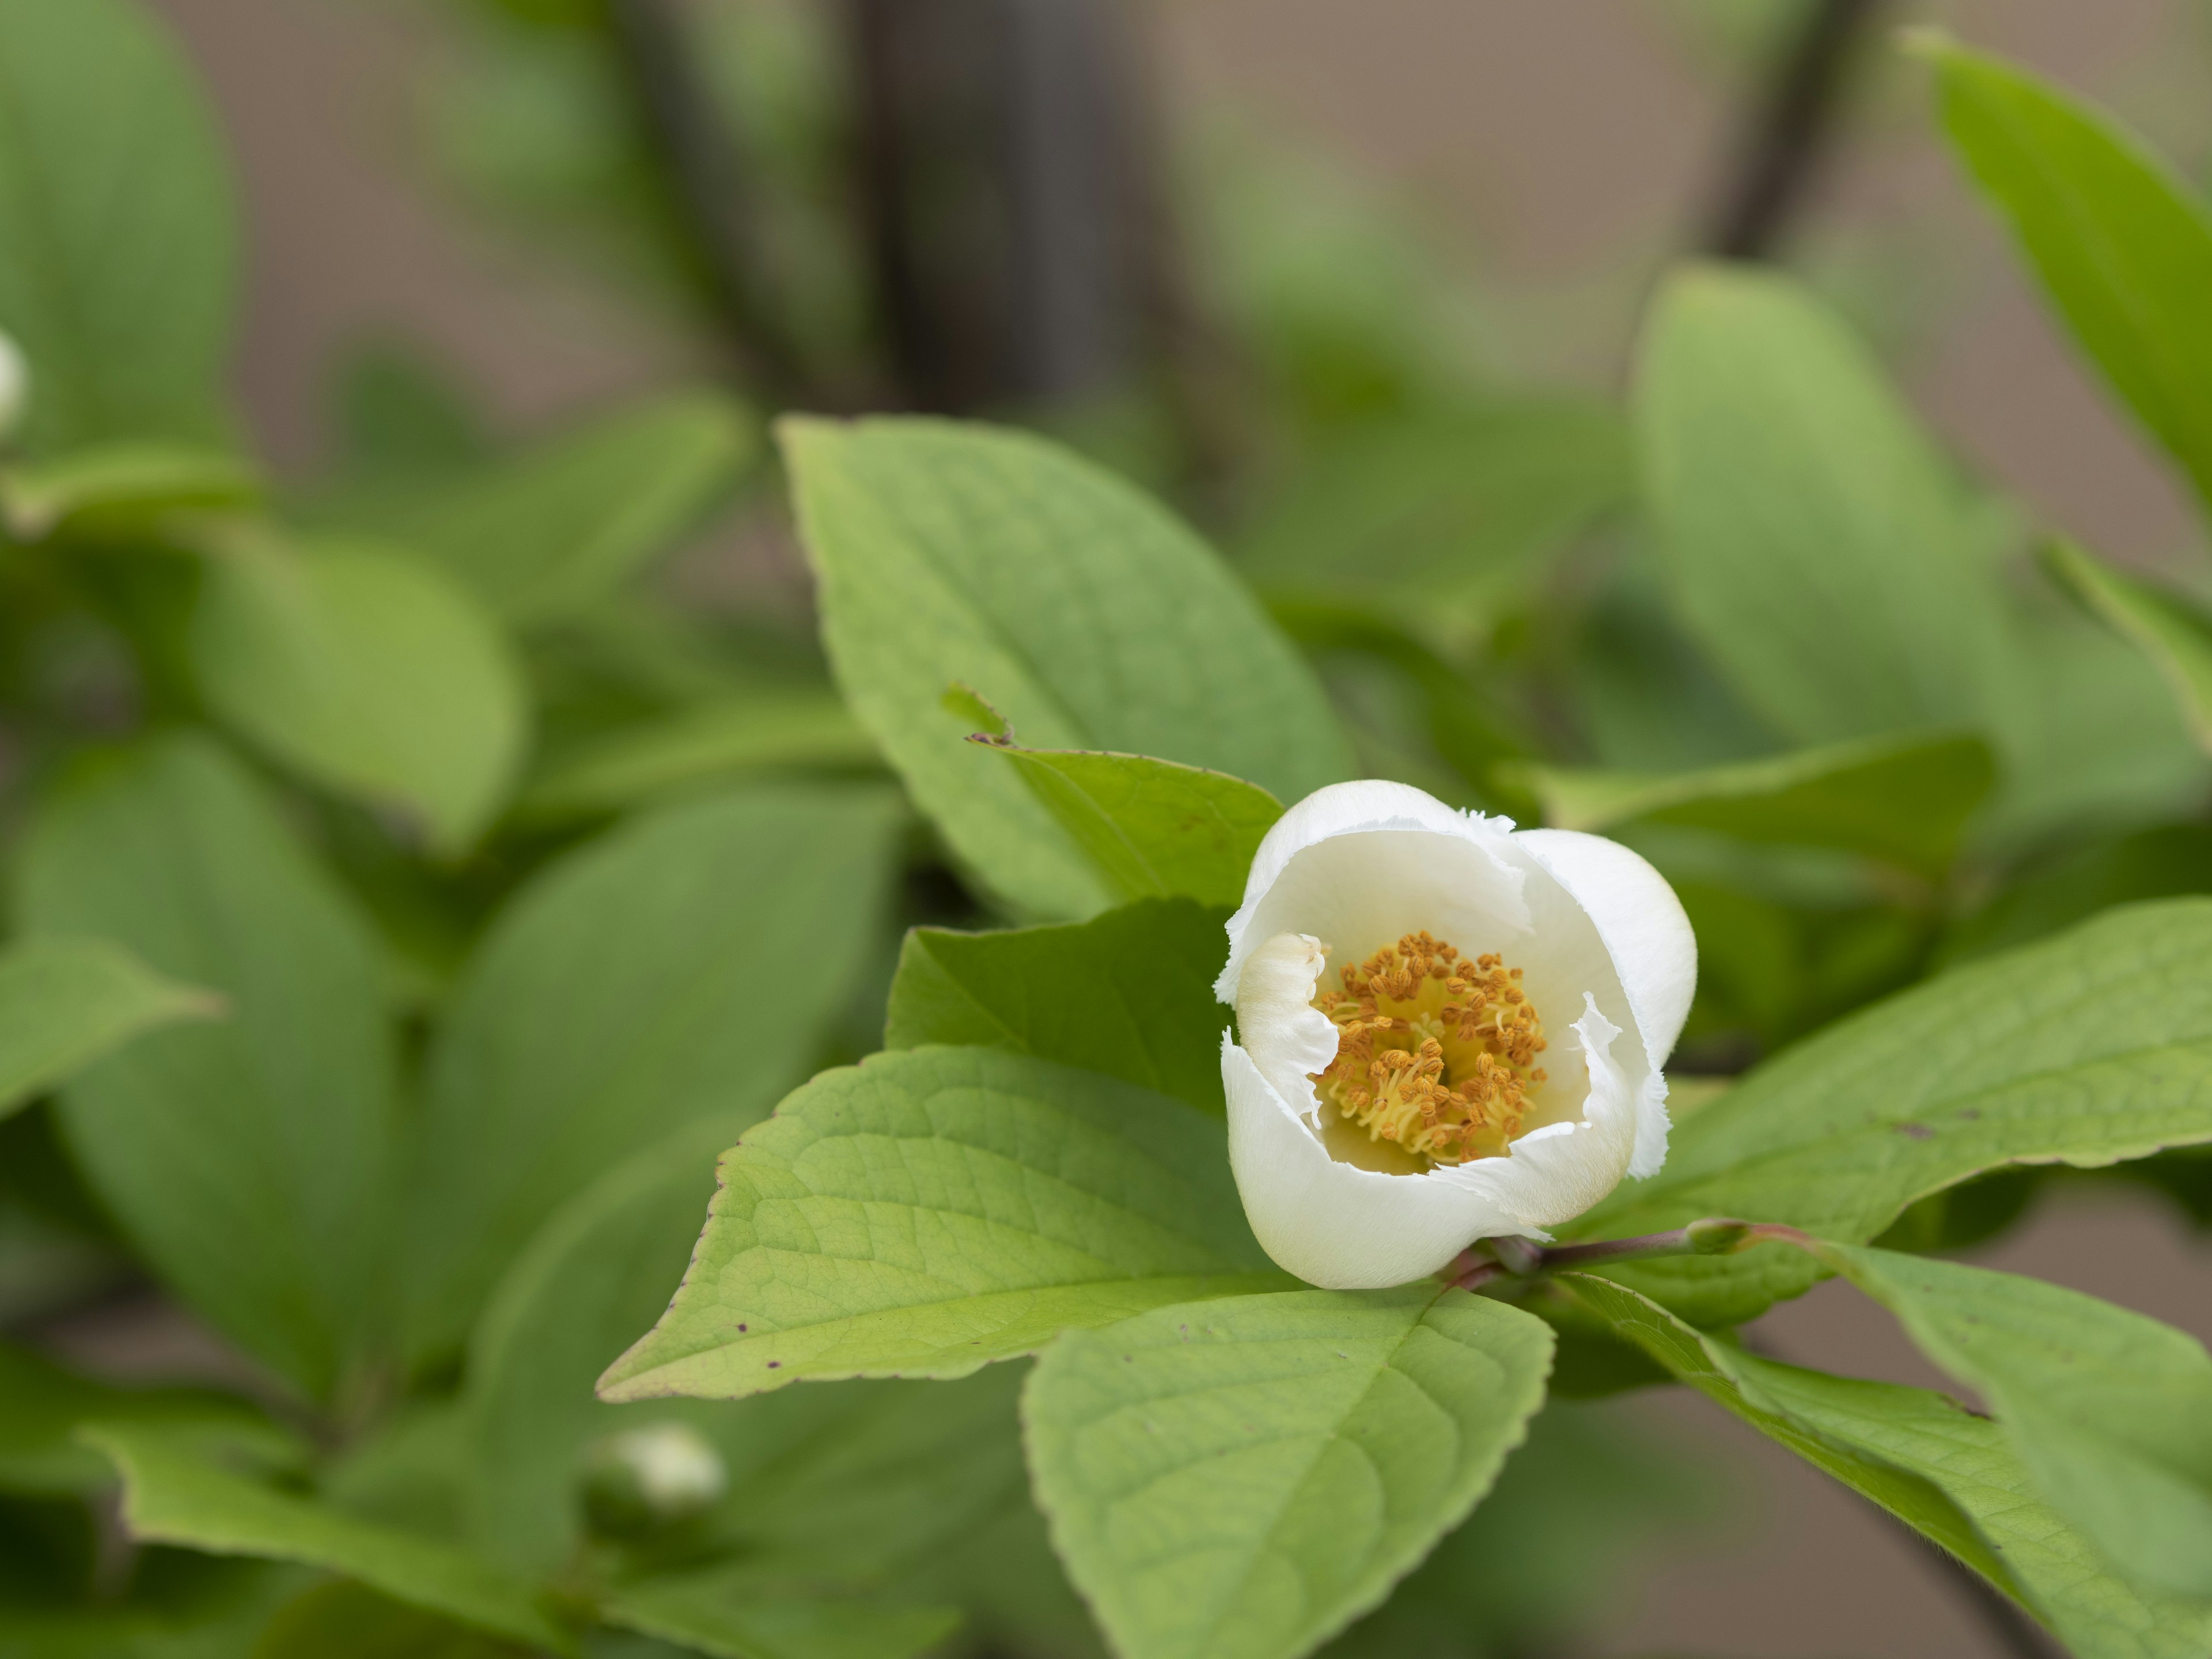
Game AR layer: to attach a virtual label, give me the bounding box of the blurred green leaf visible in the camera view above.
[1819,1243,2212,1600]
[254,1581,535,1659]
[17,737,400,1398]
[325,392,755,627]
[2044,540,2212,752]
[1023,1286,1554,1659]
[787,417,1351,921]
[599,1570,955,1659]
[0,1343,277,1499]
[1514,730,1994,878]
[191,533,529,856]
[517,691,877,823]
[884,898,1230,1115]
[597,1047,1279,1404]
[1567,899,2212,1327]
[1635,264,2008,745]
[0,445,257,541]
[329,343,495,484]
[0,937,218,1125]
[86,1425,571,1653]
[0,0,237,454]
[1562,1274,2212,1658]
[1942,823,2212,965]
[1923,37,2212,516]
[962,710,1280,908]
[403,782,902,1365]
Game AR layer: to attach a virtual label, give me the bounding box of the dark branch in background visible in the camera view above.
[603,0,809,402]
[1703,0,1885,260]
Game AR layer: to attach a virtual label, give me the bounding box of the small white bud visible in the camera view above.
[582,1420,728,1535]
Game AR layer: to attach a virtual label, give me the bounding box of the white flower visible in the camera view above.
[1216,780,1695,1289]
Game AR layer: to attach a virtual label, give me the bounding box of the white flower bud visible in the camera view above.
[582,1420,728,1535]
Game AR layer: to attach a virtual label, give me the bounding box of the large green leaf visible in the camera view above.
[1023,1286,1554,1659]
[1513,729,1994,878]
[1819,1244,2212,1600]
[963,718,1281,908]
[0,937,218,1124]
[2045,540,2212,753]
[403,782,902,1362]
[1923,38,2212,516]
[191,534,528,855]
[253,1581,533,1659]
[324,392,754,626]
[17,737,399,1397]
[1635,264,2008,745]
[597,1047,1280,1404]
[599,1571,955,1659]
[1562,1274,2212,1659]
[0,1342,276,1498]
[86,1425,571,1654]
[787,417,1350,919]
[0,0,236,454]
[884,899,1230,1115]
[1569,898,2212,1327]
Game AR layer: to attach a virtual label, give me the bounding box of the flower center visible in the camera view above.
[1309,930,1549,1166]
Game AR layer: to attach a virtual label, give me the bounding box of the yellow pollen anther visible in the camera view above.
[1309,931,1550,1166]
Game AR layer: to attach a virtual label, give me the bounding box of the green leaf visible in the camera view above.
[1511,729,1995,878]
[1635,263,2009,745]
[0,443,257,540]
[404,782,903,1363]
[1560,1274,2212,1659]
[516,692,878,823]
[884,899,1230,1115]
[254,1581,535,1659]
[2044,540,2212,752]
[1022,1286,1555,1659]
[600,1571,956,1659]
[191,533,529,856]
[1922,37,2212,516]
[787,416,1351,920]
[597,1047,1281,1404]
[86,1425,571,1654]
[0,1342,277,1498]
[17,737,400,1398]
[0,0,237,454]
[1567,898,2212,1327]
[965,722,1281,910]
[325,392,755,626]
[0,936,219,1125]
[1817,1243,2212,1600]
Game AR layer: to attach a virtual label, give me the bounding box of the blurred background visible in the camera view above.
[59,0,2212,1652]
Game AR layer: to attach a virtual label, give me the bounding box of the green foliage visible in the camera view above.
[1924,35,2212,516]
[1819,1243,2212,1599]
[787,417,1350,919]
[1571,900,2212,1325]
[596,1571,955,1659]
[0,0,236,454]
[17,737,400,1399]
[403,782,903,1361]
[1635,263,2008,745]
[599,1047,1282,1403]
[2046,539,2212,752]
[0,1343,276,1499]
[0,937,217,1124]
[252,1581,535,1659]
[884,899,1231,1115]
[1514,729,1995,878]
[86,1425,571,1653]
[0,444,258,541]
[323,392,756,627]
[191,533,529,855]
[1565,1274,2212,1658]
[1023,1287,1553,1659]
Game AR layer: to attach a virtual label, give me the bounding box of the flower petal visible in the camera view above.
[1510,828,1696,1070]
[1216,780,1524,1004]
[1230,931,1338,1120]
[1223,1038,1521,1287]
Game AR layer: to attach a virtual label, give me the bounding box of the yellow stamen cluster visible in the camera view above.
[1310,931,1548,1166]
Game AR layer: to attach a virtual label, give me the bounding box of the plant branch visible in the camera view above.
[1443,1218,1802,1293]
[602,0,806,400]
[1704,0,1885,259]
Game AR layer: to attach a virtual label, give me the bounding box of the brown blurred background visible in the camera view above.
[139,1,2212,1653]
